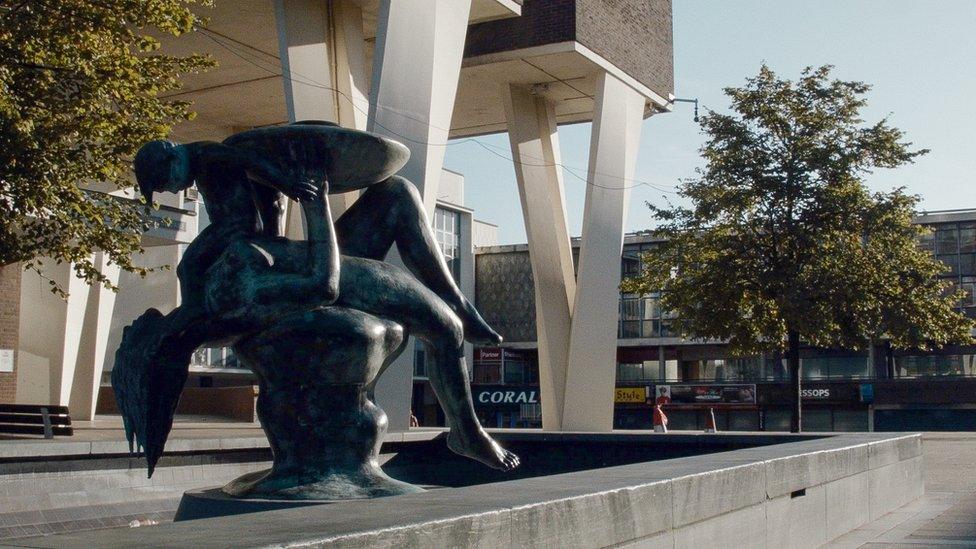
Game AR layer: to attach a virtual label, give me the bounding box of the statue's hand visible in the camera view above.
[281,179,320,203]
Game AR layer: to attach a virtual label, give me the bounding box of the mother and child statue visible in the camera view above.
[113,121,519,500]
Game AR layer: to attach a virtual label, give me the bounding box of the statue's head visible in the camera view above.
[133,140,190,203]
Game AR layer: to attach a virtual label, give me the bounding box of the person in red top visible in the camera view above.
[655,386,672,406]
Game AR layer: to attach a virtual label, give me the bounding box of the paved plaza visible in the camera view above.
[826,432,976,548]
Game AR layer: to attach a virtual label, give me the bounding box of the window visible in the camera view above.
[936,226,959,255]
[433,208,462,282]
[801,356,870,379]
[616,362,645,382]
[895,354,976,377]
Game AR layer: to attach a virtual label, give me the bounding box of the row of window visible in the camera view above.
[616,353,976,382]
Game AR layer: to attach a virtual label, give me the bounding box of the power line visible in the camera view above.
[195,27,681,195]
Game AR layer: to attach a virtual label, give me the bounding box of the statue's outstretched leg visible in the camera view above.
[336,257,519,471]
[334,176,502,345]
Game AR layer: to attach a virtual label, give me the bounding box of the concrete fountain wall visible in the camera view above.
[8,431,922,548]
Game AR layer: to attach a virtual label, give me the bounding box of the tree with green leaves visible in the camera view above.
[0,1,213,296]
[622,65,972,432]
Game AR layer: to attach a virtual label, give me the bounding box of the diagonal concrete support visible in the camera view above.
[368,0,473,432]
[368,0,472,218]
[273,0,369,230]
[69,252,120,420]
[502,84,577,430]
[563,72,645,431]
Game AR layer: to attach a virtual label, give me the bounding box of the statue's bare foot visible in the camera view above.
[447,428,520,471]
[455,299,503,345]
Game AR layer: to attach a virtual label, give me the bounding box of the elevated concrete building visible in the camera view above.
[3,0,675,434]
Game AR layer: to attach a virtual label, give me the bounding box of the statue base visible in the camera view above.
[173,488,326,522]
[217,307,423,501]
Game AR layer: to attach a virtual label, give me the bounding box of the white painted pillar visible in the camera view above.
[367,0,472,217]
[502,84,577,430]
[563,72,646,431]
[68,253,120,420]
[368,0,472,433]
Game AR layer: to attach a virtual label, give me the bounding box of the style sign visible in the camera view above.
[615,387,647,403]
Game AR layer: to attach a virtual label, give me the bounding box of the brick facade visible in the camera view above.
[464,0,674,102]
[576,0,673,100]
[0,264,21,403]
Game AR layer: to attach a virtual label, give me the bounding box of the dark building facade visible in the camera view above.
[472,209,976,431]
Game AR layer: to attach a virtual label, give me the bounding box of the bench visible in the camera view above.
[0,404,73,438]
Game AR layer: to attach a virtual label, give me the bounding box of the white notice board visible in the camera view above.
[0,349,13,373]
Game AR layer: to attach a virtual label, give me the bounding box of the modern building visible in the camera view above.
[1,0,676,434]
[472,209,976,432]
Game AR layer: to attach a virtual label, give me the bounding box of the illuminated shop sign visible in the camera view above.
[474,387,539,405]
[801,388,831,399]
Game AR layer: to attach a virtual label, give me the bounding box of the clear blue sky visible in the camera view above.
[444,0,976,245]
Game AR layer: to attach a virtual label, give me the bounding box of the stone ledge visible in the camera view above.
[5,432,923,548]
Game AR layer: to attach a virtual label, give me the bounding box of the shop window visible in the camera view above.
[503,362,525,384]
[804,409,832,431]
[763,409,792,431]
[729,411,760,431]
[473,363,502,384]
[832,410,869,432]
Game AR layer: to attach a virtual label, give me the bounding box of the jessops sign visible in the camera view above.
[474,386,539,406]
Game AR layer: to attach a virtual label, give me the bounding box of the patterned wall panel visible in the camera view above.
[475,250,538,343]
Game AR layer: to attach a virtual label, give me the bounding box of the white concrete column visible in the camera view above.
[367,0,472,217]
[563,72,646,431]
[368,0,472,433]
[68,253,120,420]
[502,84,577,430]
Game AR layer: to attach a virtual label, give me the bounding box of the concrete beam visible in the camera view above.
[502,84,576,430]
[562,71,645,431]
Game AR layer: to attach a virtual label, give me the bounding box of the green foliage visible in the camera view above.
[622,65,972,355]
[0,0,213,296]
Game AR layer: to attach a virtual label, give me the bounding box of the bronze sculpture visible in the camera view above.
[113,122,518,500]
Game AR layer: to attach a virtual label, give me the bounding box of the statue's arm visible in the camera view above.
[239,184,340,305]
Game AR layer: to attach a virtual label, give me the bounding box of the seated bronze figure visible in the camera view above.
[113,122,518,500]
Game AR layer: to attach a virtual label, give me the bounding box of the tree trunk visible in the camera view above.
[787,329,801,433]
